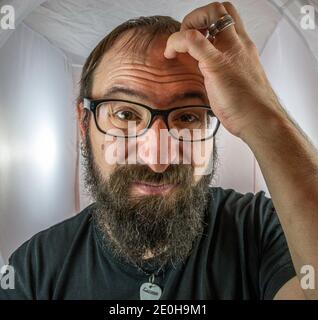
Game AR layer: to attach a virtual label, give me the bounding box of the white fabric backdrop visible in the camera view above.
[0,253,4,268]
[22,0,283,66]
[0,0,318,263]
[0,23,77,262]
[0,0,46,48]
[255,17,318,195]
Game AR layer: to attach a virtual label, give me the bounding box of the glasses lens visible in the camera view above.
[168,107,219,141]
[96,101,150,137]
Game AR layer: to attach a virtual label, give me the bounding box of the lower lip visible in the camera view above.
[131,182,178,195]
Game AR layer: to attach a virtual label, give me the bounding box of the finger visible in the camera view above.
[164,29,220,65]
[222,2,252,42]
[180,2,239,45]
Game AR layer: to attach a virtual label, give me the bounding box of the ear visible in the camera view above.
[76,102,87,141]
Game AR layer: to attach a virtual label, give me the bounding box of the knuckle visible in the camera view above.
[185,29,202,42]
[182,9,212,29]
[209,2,223,9]
[205,2,224,14]
[181,12,192,24]
[222,2,234,9]
[211,2,224,12]
[245,40,258,52]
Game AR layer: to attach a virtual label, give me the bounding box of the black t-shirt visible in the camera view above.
[0,187,296,300]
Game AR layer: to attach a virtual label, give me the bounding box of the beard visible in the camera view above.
[81,131,217,271]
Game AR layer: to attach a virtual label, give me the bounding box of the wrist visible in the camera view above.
[239,105,289,146]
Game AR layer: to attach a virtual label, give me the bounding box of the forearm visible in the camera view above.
[241,105,318,299]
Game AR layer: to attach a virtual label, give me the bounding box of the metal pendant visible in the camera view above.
[140,282,162,300]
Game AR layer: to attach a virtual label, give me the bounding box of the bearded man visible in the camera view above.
[1,2,318,300]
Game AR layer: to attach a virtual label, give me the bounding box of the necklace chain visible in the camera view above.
[135,262,165,282]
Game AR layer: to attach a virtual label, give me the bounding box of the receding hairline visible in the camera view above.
[92,28,176,76]
[78,16,181,102]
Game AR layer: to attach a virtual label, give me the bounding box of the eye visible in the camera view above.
[177,113,200,123]
[113,109,141,121]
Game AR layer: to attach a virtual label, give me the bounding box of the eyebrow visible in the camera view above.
[102,86,208,105]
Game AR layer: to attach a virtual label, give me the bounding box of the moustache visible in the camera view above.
[108,164,194,191]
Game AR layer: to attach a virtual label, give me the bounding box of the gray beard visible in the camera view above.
[81,133,216,271]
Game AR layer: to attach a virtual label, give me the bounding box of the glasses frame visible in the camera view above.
[83,98,220,141]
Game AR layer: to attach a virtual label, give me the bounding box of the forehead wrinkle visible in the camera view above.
[96,49,203,77]
[92,74,207,101]
[118,61,201,73]
[104,78,206,94]
[100,80,208,107]
[105,63,203,77]
[94,66,204,91]
[93,48,207,104]
[107,74,204,85]
[109,68,203,80]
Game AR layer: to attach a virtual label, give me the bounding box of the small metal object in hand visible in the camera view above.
[207,14,235,40]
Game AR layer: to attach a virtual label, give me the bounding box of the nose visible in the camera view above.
[136,116,178,173]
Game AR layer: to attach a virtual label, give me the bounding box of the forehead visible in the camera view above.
[91,33,207,106]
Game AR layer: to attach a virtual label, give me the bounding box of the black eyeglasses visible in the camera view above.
[83,98,220,142]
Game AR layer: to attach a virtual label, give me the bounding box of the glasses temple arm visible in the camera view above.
[83,98,91,110]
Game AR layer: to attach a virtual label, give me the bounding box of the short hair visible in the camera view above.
[78,15,181,109]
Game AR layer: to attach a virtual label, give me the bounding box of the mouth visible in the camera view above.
[131,181,179,196]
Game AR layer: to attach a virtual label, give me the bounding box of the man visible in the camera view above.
[1,2,317,300]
